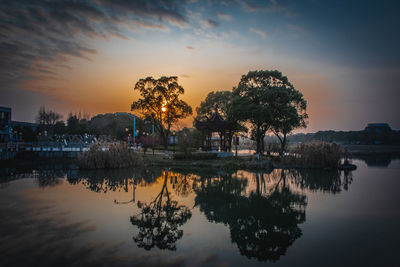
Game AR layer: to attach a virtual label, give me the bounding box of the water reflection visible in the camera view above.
[356,155,400,168]
[130,169,192,251]
[67,168,162,193]
[194,169,306,262]
[290,169,353,193]
[0,165,359,263]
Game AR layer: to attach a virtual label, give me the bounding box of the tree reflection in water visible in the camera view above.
[194,169,306,262]
[0,164,354,260]
[130,169,192,251]
[290,169,353,193]
[67,168,161,193]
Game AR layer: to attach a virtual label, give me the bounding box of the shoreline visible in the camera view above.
[1,145,399,174]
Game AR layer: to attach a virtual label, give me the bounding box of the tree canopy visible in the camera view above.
[35,106,62,126]
[196,91,232,120]
[131,76,192,155]
[232,70,308,155]
[195,90,245,152]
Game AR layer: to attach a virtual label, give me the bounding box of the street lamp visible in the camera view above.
[161,105,168,159]
[172,130,176,154]
[125,128,129,145]
[234,132,239,157]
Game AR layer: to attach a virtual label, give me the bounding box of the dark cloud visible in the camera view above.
[202,18,220,28]
[238,0,284,13]
[0,0,189,87]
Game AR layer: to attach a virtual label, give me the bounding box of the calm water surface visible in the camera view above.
[1,159,399,267]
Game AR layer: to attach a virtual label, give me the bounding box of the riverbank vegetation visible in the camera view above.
[279,141,343,169]
[78,142,143,169]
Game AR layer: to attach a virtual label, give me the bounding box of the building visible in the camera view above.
[364,123,392,145]
[0,106,39,143]
[0,107,12,142]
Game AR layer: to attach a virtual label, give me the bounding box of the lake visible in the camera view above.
[1,158,399,267]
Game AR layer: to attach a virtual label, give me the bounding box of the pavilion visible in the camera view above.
[194,107,233,152]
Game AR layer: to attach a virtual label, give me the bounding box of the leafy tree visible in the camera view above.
[232,72,275,156]
[269,85,307,155]
[131,76,192,158]
[89,113,144,139]
[66,113,88,135]
[233,70,307,156]
[196,91,245,152]
[196,91,232,119]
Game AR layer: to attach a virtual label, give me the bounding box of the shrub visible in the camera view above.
[78,142,143,169]
[291,141,343,169]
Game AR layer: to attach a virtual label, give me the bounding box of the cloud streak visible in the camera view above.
[202,18,220,28]
[0,0,189,87]
[250,28,268,39]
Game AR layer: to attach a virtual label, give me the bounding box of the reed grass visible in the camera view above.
[290,141,343,169]
[78,142,143,169]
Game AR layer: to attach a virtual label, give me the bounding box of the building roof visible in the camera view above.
[366,123,391,129]
[11,121,39,128]
[194,106,229,132]
[0,106,11,112]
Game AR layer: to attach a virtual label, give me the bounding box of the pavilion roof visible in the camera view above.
[194,107,229,132]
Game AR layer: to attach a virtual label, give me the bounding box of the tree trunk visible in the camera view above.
[162,133,169,158]
[255,126,263,158]
[227,132,233,152]
[280,134,287,156]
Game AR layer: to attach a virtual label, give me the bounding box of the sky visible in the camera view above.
[0,0,399,132]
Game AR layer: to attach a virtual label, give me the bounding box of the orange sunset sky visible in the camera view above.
[1,0,399,132]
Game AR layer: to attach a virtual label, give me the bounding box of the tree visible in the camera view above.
[232,71,275,156]
[131,76,192,158]
[233,70,307,156]
[54,121,66,135]
[35,106,62,126]
[269,83,307,155]
[130,169,192,250]
[195,91,232,120]
[35,106,63,135]
[176,127,202,155]
[89,113,145,139]
[66,113,88,135]
[195,91,245,152]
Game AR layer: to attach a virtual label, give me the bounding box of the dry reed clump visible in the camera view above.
[291,141,343,169]
[78,142,143,169]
